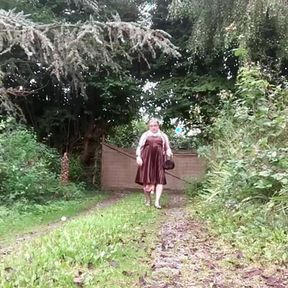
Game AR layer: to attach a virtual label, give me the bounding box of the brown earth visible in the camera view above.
[140,192,288,288]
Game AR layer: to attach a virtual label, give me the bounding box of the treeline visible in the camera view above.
[1,0,288,211]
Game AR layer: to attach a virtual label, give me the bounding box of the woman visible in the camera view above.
[135,119,173,208]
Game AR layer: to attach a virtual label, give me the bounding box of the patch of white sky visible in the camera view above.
[137,2,156,28]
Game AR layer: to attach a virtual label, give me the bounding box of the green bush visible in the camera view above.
[69,154,86,183]
[187,66,288,263]
[185,177,206,198]
[198,65,288,208]
[0,119,83,203]
[107,120,146,148]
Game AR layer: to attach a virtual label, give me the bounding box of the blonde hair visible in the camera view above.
[148,118,160,126]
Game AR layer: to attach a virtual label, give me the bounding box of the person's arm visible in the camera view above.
[136,132,147,166]
[136,132,147,157]
[163,133,173,157]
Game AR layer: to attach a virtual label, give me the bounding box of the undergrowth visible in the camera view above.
[0,118,85,203]
[190,197,288,264]
[187,64,288,264]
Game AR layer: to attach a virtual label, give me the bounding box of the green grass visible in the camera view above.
[0,193,106,244]
[0,193,162,287]
[189,198,288,264]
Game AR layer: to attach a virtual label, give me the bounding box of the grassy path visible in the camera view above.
[0,192,163,287]
[0,194,106,245]
[0,191,129,256]
[1,191,288,287]
[141,193,288,288]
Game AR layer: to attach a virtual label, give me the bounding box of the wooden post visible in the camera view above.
[60,152,69,184]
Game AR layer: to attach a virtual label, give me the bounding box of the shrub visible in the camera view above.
[186,65,288,263]
[107,120,146,148]
[185,177,206,198]
[69,154,87,183]
[0,119,83,203]
[197,64,288,210]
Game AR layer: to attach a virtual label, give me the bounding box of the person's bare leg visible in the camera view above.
[145,191,152,206]
[150,184,155,195]
[143,185,152,206]
[155,184,163,209]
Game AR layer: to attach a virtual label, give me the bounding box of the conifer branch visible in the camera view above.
[0,9,180,97]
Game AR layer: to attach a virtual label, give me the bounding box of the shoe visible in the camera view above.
[154,204,161,209]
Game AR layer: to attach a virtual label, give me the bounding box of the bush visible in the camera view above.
[0,119,83,203]
[186,66,288,263]
[69,154,87,183]
[185,177,206,198]
[107,120,146,148]
[197,64,288,209]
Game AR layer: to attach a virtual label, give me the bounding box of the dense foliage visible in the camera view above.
[170,0,288,65]
[0,119,83,203]
[141,0,236,138]
[185,64,288,264]
[142,0,288,140]
[198,65,288,206]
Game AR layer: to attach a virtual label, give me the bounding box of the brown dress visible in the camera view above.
[135,136,166,185]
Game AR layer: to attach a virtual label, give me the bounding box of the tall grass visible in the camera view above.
[198,65,288,207]
[186,65,288,263]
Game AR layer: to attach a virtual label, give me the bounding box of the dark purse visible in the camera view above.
[163,156,175,170]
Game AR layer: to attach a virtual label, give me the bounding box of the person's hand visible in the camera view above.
[136,156,143,166]
[166,149,173,157]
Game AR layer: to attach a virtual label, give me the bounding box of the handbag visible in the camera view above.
[163,156,175,170]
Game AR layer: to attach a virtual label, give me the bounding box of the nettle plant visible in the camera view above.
[201,64,288,206]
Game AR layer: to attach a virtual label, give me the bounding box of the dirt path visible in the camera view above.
[141,192,288,288]
[0,191,129,256]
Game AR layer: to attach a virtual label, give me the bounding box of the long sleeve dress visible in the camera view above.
[135,131,171,186]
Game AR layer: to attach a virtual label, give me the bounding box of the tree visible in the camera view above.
[139,0,288,144]
[0,8,179,95]
[169,0,288,71]
[137,0,234,142]
[0,1,180,183]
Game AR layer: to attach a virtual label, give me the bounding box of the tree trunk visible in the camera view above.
[80,121,105,185]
